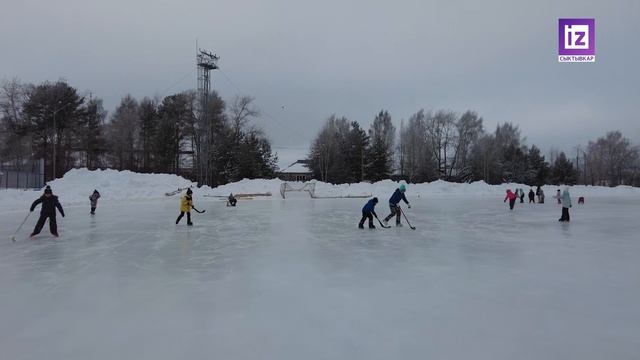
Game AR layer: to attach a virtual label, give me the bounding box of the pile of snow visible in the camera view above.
[2,168,639,212]
[0,168,196,211]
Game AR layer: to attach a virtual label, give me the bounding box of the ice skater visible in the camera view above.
[176,188,194,226]
[558,187,572,222]
[555,189,562,204]
[383,184,410,227]
[517,188,525,203]
[538,188,545,204]
[358,197,379,229]
[30,185,65,238]
[227,193,237,207]
[528,188,535,203]
[504,189,517,210]
[89,189,101,215]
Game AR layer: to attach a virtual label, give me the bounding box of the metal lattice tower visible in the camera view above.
[196,49,219,185]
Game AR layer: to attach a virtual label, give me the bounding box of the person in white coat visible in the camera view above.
[558,187,572,222]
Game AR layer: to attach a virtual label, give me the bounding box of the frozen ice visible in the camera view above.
[1,194,639,359]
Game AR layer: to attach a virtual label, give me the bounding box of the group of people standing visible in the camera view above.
[504,186,574,222]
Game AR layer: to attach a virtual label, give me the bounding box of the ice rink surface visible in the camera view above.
[1,195,639,359]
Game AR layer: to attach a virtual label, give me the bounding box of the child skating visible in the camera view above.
[358,197,379,229]
[89,189,101,215]
[504,189,517,210]
[383,184,410,227]
[30,186,65,238]
[176,188,194,226]
[528,188,535,203]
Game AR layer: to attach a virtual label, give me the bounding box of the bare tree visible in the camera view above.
[228,95,260,143]
[0,78,30,168]
[107,95,139,170]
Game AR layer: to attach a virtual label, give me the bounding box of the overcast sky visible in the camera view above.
[1,0,638,158]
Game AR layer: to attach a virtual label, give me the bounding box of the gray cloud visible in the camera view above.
[1,0,638,156]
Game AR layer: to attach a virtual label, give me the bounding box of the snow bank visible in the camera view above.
[2,168,639,212]
[0,168,196,211]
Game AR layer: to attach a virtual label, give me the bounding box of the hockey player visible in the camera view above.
[30,185,65,237]
[89,189,101,215]
[528,188,535,203]
[227,193,237,207]
[383,184,410,227]
[504,189,517,210]
[358,197,379,229]
[176,188,194,226]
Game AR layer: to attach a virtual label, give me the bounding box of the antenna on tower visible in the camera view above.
[196,47,220,186]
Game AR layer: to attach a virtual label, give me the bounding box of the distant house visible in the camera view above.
[277,160,313,182]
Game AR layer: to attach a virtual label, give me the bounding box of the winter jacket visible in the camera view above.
[389,189,409,206]
[180,195,193,212]
[30,195,65,217]
[89,191,101,207]
[528,190,535,199]
[504,190,517,202]
[362,199,378,216]
[561,190,572,208]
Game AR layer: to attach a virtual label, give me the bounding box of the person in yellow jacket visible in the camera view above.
[176,188,194,226]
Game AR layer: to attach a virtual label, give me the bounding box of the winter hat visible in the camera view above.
[373,197,378,203]
[186,188,193,195]
[44,185,52,194]
[399,184,406,192]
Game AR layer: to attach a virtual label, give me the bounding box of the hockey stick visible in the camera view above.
[374,215,390,228]
[11,212,31,242]
[191,207,206,214]
[399,207,416,230]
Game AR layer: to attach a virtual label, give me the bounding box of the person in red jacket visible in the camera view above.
[504,189,517,210]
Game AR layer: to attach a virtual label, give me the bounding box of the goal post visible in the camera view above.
[280,181,316,199]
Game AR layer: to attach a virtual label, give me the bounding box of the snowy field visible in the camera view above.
[1,190,639,359]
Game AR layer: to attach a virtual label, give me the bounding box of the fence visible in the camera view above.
[0,159,45,189]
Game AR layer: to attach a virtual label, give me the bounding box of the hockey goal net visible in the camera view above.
[280,181,316,199]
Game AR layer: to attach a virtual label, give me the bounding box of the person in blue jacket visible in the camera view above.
[383,184,411,226]
[358,197,379,229]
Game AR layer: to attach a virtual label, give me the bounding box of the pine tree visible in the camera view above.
[367,110,395,181]
[550,152,577,185]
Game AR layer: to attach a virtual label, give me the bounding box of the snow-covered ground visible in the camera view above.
[1,168,639,209]
[1,170,640,359]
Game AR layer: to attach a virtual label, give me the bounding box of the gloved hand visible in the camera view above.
[407,204,411,209]
[61,212,65,217]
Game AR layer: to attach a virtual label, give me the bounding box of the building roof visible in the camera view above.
[279,160,312,174]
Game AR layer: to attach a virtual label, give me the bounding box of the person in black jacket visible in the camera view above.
[30,186,65,237]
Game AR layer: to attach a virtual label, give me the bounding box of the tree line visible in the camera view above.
[308,109,640,186]
[0,78,277,185]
